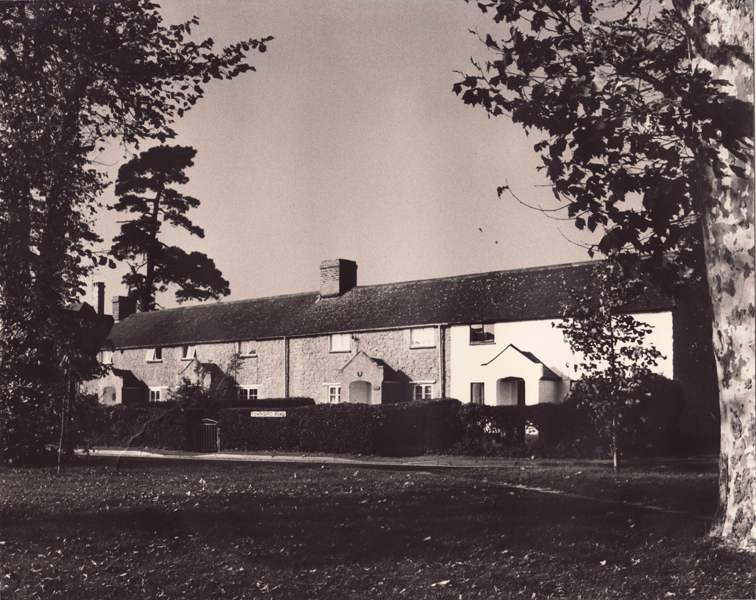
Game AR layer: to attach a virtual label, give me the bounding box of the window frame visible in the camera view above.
[146,347,163,362]
[236,340,257,358]
[181,345,197,361]
[148,387,164,402]
[329,333,351,353]
[411,383,433,401]
[469,323,496,345]
[409,327,436,349]
[327,384,342,404]
[237,385,259,402]
[470,382,485,405]
[100,350,113,365]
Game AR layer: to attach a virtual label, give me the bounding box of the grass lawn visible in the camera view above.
[0,457,753,599]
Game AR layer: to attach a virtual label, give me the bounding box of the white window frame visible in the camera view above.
[409,327,436,349]
[146,347,163,362]
[327,384,342,404]
[100,350,113,365]
[411,383,433,401]
[148,387,165,402]
[237,385,259,401]
[181,345,197,361]
[236,340,257,358]
[469,323,496,345]
[329,333,351,353]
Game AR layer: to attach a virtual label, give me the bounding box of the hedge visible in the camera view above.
[82,375,686,458]
[219,403,384,454]
[218,400,463,455]
[559,374,685,457]
[453,403,565,455]
[83,405,204,451]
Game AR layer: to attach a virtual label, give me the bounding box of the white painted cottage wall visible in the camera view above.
[449,312,674,405]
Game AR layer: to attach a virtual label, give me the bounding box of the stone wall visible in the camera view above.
[288,328,440,403]
[88,338,286,403]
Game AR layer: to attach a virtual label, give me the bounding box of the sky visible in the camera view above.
[88,0,598,309]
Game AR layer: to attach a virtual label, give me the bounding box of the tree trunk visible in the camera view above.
[612,414,621,473]
[142,189,163,312]
[680,0,755,551]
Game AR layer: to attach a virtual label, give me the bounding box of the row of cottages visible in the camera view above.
[85,259,681,409]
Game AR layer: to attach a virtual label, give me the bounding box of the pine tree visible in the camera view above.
[111,145,230,311]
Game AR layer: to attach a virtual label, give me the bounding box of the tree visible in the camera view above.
[555,261,663,471]
[454,0,753,549]
[0,1,271,463]
[111,144,230,311]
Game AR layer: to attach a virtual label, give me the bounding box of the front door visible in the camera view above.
[349,380,372,404]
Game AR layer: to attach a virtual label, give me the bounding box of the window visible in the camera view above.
[149,387,163,402]
[470,382,485,405]
[410,327,435,348]
[100,350,113,365]
[328,385,341,404]
[236,341,257,357]
[238,386,259,401]
[330,333,351,353]
[412,383,433,401]
[469,323,495,344]
[181,345,197,360]
[146,347,162,362]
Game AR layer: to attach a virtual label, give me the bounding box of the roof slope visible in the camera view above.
[107,260,673,349]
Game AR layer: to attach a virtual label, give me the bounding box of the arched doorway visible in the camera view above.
[497,377,525,407]
[349,380,372,404]
[101,386,116,405]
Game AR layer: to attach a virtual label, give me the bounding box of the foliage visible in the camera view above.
[221,401,464,455]
[110,145,230,310]
[454,0,752,283]
[0,1,271,463]
[562,373,684,457]
[554,261,664,466]
[455,402,564,455]
[82,404,204,451]
[168,353,244,409]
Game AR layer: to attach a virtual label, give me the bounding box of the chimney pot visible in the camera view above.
[94,282,106,315]
[112,295,137,322]
[319,259,357,298]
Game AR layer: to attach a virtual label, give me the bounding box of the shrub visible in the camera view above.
[454,403,565,455]
[219,399,463,455]
[219,403,384,454]
[560,374,685,457]
[224,397,315,410]
[376,399,462,455]
[84,405,204,450]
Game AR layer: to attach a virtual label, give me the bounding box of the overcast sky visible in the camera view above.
[89,0,598,309]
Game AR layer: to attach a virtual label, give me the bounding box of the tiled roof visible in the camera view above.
[106,260,674,349]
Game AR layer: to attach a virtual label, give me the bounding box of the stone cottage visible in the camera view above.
[85,258,694,411]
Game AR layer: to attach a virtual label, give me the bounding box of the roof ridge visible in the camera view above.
[121,259,602,317]
[353,258,601,290]
[131,290,318,316]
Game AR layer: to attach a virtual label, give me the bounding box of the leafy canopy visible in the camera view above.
[455,0,753,280]
[0,1,270,463]
[111,145,230,310]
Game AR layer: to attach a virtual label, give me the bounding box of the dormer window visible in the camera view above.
[470,323,495,344]
[236,341,257,357]
[181,345,197,360]
[330,333,351,353]
[146,347,162,362]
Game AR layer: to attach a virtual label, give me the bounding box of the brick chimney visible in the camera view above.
[94,282,106,315]
[112,295,137,322]
[319,259,357,298]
